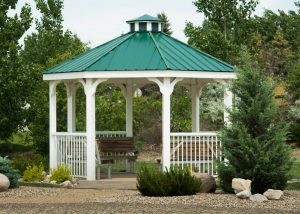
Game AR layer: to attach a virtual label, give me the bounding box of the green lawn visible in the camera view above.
[290,162,300,179]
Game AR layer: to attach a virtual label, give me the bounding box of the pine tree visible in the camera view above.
[157,12,172,35]
[218,49,293,194]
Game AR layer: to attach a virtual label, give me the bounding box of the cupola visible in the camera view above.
[126,14,163,32]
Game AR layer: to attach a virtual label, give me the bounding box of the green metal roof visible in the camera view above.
[45,32,235,74]
[126,14,162,23]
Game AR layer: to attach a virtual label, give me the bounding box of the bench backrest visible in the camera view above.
[96,137,135,154]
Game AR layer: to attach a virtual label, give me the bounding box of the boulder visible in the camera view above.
[232,178,251,194]
[263,189,283,200]
[192,173,216,193]
[236,190,251,199]
[60,180,72,188]
[250,194,268,203]
[0,173,10,192]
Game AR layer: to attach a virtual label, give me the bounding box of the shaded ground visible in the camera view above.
[0,187,299,214]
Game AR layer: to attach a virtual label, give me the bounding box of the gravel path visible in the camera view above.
[0,187,299,214]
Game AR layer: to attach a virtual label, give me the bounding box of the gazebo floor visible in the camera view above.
[76,172,137,190]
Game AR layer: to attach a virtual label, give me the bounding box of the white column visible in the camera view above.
[191,85,200,132]
[224,85,233,124]
[148,77,182,170]
[65,82,77,132]
[83,78,106,180]
[49,80,59,169]
[126,82,133,137]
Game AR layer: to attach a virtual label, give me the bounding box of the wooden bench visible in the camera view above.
[96,137,138,179]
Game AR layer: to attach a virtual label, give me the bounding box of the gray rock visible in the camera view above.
[236,190,251,199]
[42,171,47,176]
[263,189,283,200]
[60,180,72,188]
[232,178,251,194]
[250,193,268,202]
[192,173,216,193]
[0,173,10,192]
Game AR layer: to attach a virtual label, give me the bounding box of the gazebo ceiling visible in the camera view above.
[45,15,235,74]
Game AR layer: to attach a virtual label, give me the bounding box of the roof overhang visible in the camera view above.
[43,70,236,81]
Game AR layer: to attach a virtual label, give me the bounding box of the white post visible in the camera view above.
[65,81,77,132]
[224,85,233,124]
[191,85,200,132]
[148,77,182,171]
[49,80,59,169]
[83,78,106,180]
[126,82,133,137]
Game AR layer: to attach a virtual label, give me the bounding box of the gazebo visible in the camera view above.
[43,14,235,180]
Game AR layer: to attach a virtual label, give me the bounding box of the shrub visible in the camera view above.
[137,165,201,196]
[23,163,45,182]
[218,50,293,194]
[0,156,20,188]
[11,152,48,174]
[50,164,72,183]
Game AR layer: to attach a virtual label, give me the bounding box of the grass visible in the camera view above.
[290,162,300,179]
[286,182,300,190]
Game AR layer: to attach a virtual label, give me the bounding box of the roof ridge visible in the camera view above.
[160,32,235,70]
[149,31,170,69]
[86,32,137,70]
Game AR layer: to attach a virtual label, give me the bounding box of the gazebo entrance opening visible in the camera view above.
[44,15,235,180]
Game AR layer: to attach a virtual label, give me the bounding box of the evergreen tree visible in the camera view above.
[218,49,293,194]
[157,12,172,35]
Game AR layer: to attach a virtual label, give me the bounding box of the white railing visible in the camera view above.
[96,131,126,138]
[53,132,87,178]
[170,132,222,176]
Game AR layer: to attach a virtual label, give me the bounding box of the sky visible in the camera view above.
[14,0,298,48]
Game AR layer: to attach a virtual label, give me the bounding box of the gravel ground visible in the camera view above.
[0,187,299,214]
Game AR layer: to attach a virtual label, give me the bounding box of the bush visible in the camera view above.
[0,156,20,188]
[137,165,201,196]
[11,152,48,174]
[218,50,292,194]
[50,164,72,183]
[23,163,45,182]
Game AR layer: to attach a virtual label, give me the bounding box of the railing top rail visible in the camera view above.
[96,131,126,134]
[52,132,87,137]
[170,132,218,137]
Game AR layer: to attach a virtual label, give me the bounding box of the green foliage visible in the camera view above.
[0,156,20,188]
[137,166,201,196]
[193,0,258,41]
[21,0,87,154]
[23,163,45,182]
[218,50,293,194]
[11,152,48,174]
[50,164,72,183]
[0,0,32,139]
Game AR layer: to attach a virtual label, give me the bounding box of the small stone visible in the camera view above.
[42,171,47,176]
[60,180,72,188]
[250,193,268,202]
[263,189,283,200]
[46,174,52,179]
[18,178,24,182]
[232,178,252,194]
[0,173,10,192]
[50,180,57,184]
[236,190,251,199]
